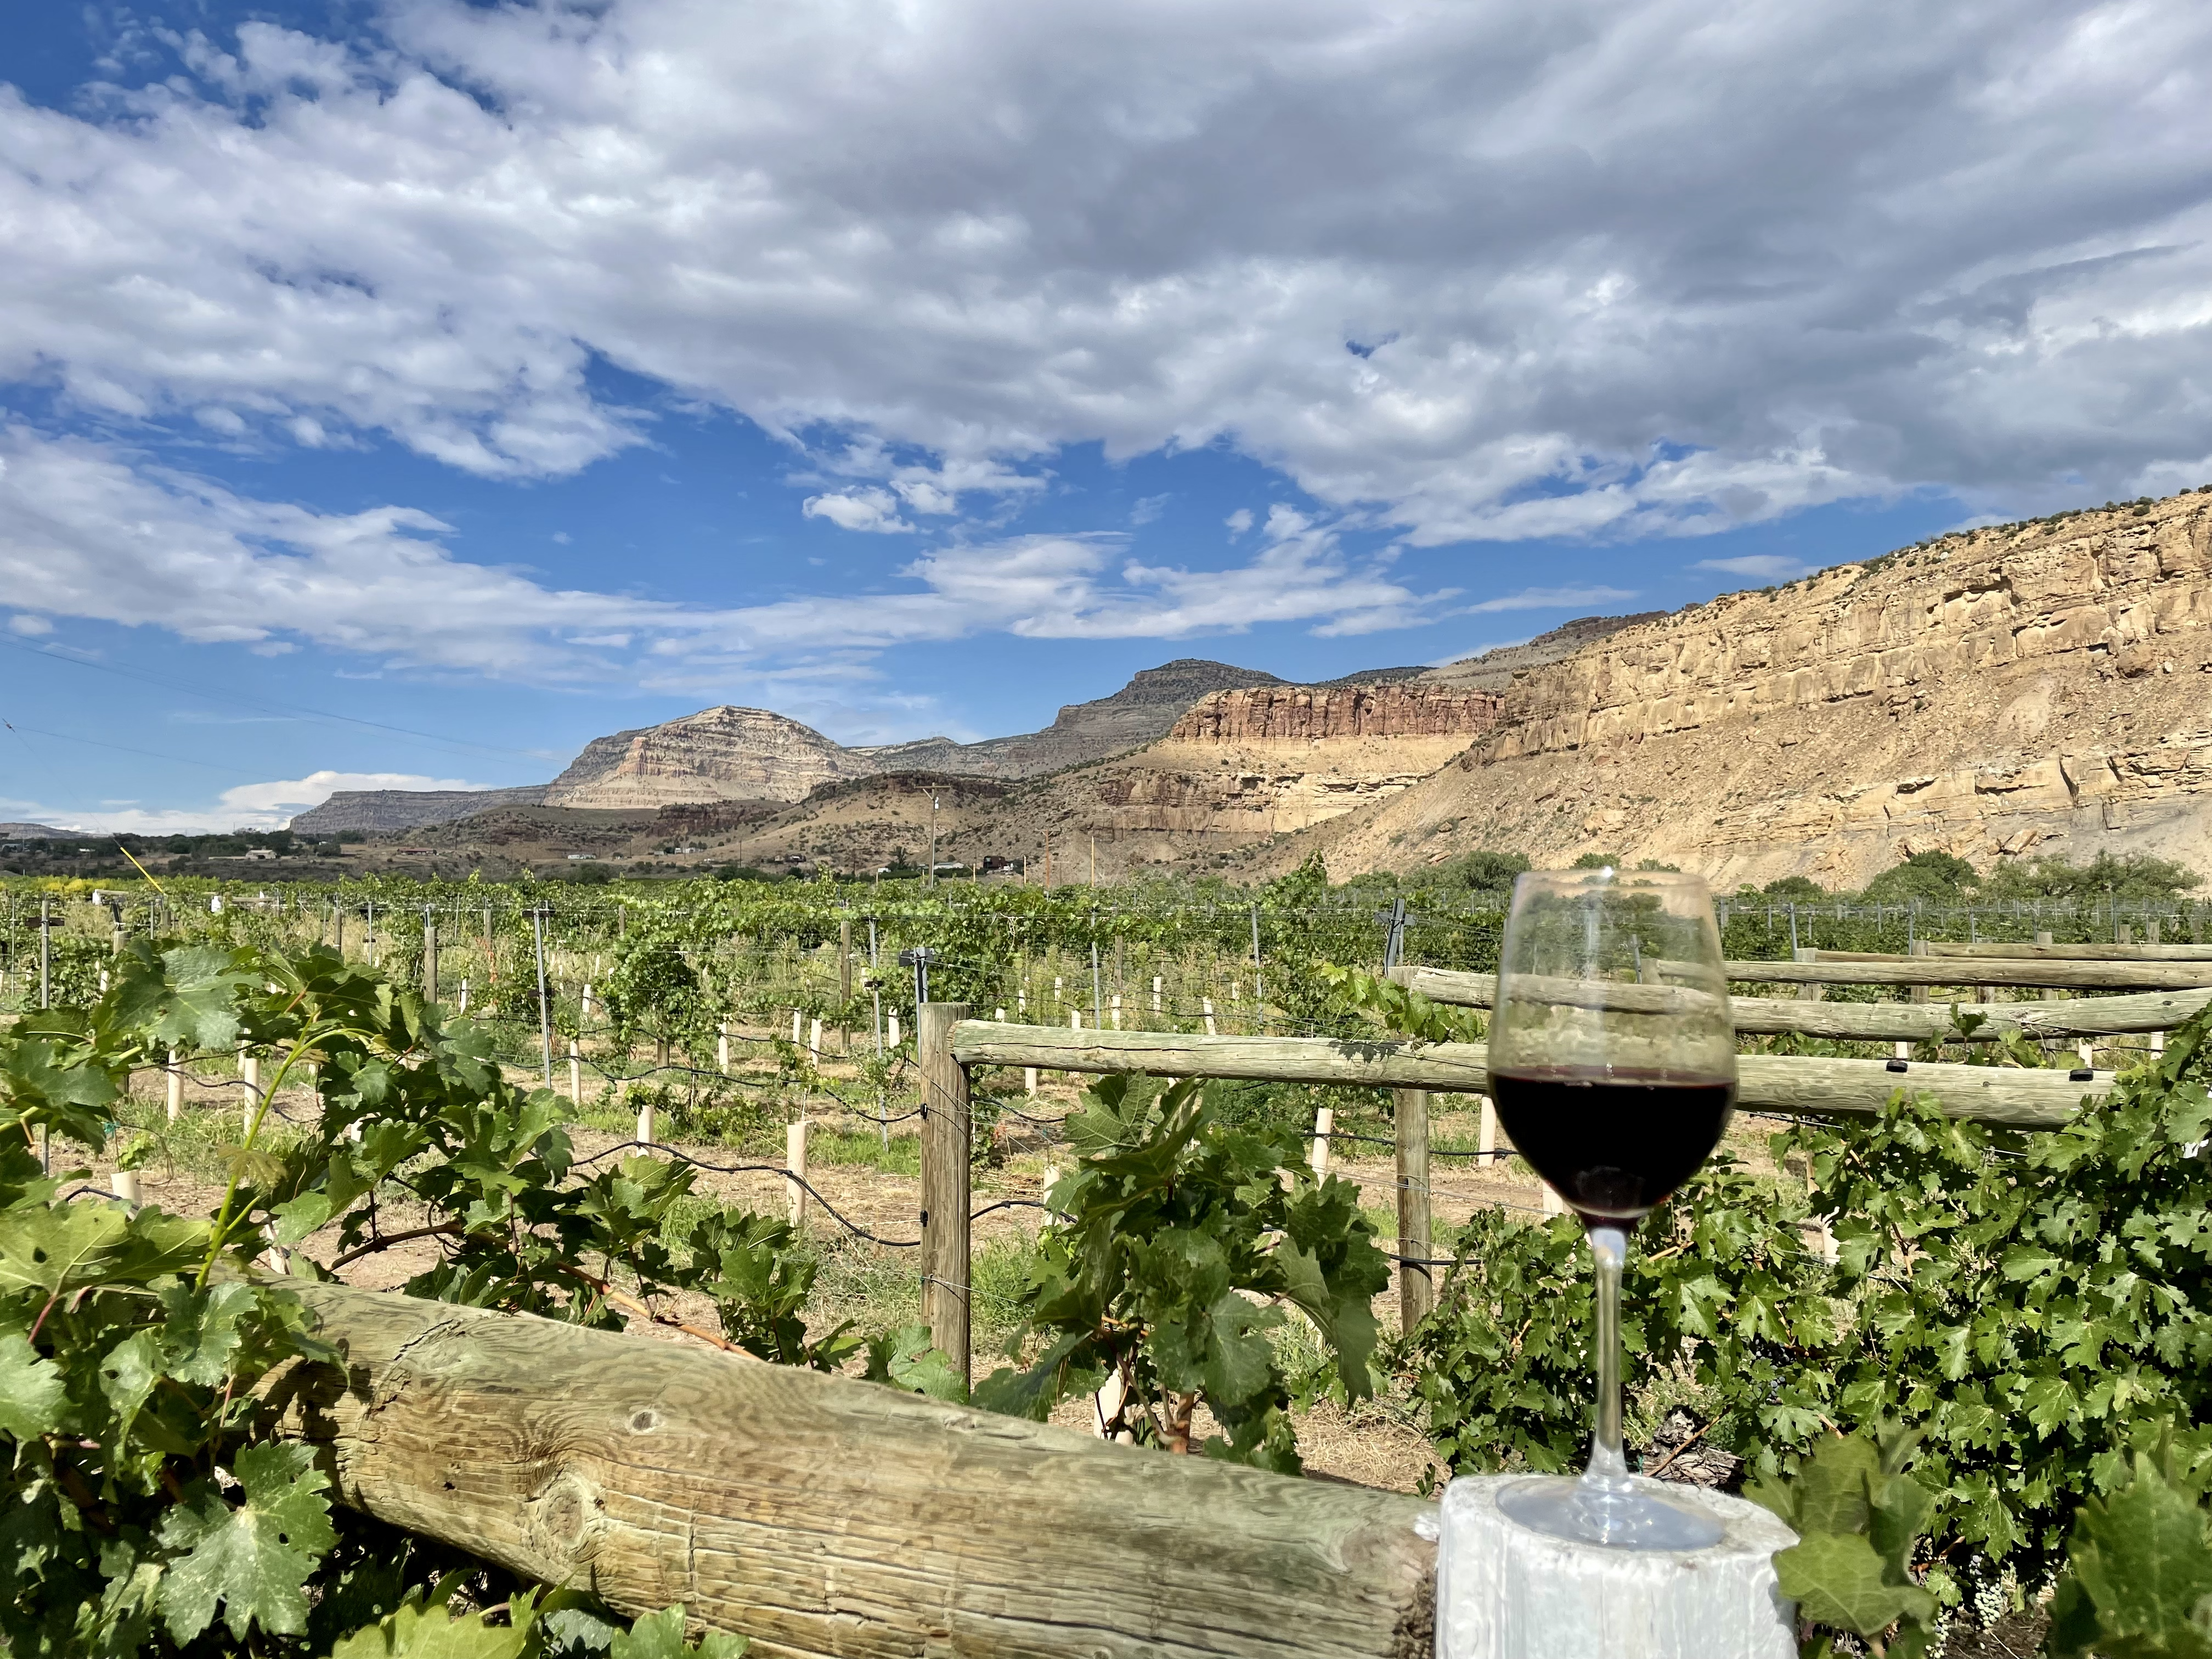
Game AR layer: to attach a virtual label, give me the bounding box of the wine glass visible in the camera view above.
[1486,867,1738,1550]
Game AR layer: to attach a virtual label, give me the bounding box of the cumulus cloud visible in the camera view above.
[0,427,1435,683]
[0,0,2203,540]
[802,489,916,533]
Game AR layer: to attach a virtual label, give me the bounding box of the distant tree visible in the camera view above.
[1263,852,1333,903]
[1572,851,1622,871]
[1429,850,1530,900]
[1980,851,2201,905]
[1861,850,1981,905]
[1761,874,1829,902]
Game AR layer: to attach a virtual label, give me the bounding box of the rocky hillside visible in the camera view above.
[290,786,547,837]
[1417,613,1664,692]
[853,658,1284,778]
[1265,486,2212,888]
[298,659,1283,831]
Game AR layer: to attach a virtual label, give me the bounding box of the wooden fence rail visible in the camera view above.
[1387,966,2212,1043]
[946,1023,2106,1130]
[1722,957,2212,991]
[272,1280,1436,1659]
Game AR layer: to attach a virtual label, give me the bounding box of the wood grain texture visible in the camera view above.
[1389,966,2212,1041]
[917,1002,972,1385]
[270,1282,1437,1659]
[1918,941,2212,961]
[950,1023,2107,1127]
[1724,957,2212,989]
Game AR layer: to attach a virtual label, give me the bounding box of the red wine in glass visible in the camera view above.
[1485,867,1739,1551]
[1486,1066,1734,1224]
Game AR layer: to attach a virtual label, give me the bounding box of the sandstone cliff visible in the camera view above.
[1170,682,1502,742]
[545,707,869,809]
[1269,487,2212,887]
[540,662,1282,810]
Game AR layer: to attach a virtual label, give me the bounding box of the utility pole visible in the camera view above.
[928,794,940,888]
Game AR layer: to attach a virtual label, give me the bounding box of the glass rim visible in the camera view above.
[1511,867,1715,890]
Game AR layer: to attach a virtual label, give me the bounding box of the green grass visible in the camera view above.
[808,1127,920,1176]
[109,1089,305,1184]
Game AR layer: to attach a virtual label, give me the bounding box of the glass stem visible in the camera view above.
[1583,1223,1632,1491]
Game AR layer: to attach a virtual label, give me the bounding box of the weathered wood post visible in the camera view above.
[1395,1087,1434,1329]
[918,1001,973,1386]
[1792,946,1826,1002]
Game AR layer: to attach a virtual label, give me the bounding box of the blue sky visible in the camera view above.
[3,0,2208,831]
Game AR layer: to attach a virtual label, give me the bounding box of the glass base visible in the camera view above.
[1496,1474,1726,1552]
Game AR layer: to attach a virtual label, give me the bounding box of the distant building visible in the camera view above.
[241,848,276,861]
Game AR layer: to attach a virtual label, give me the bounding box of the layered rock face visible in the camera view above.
[1170,683,1502,742]
[1290,489,2212,887]
[290,787,548,836]
[545,707,868,808]
[862,657,1285,778]
[325,659,1289,830]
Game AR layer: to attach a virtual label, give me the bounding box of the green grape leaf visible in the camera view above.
[0,1203,136,1297]
[329,1595,533,1659]
[0,1331,66,1440]
[112,945,257,1052]
[97,1328,163,1448]
[159,1280,263,1387]
[1773,1532,1937,1638]
[865,1324,967,1403]
[272,1193,334,1248]
[154,1441,336,1643]
[2053,1452,2212,1656]
[608,1605,748,1659]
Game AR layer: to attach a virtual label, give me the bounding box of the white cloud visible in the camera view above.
[802,488,916,533]
[11,769,486,834]
[0,0,2203,540]
[1692,554,1814,581]
[0,427,1435,686]
[1461,584,1639,615]
[220,769,479,815]
[7,614,53,635]
[1224,509,1254,537]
